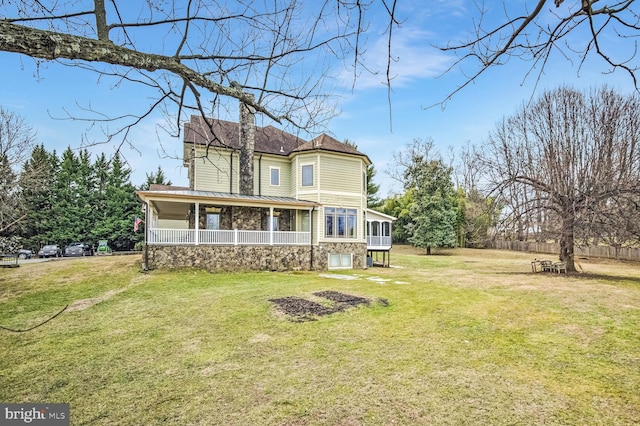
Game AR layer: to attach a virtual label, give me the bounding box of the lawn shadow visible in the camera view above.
[497,271,640,285]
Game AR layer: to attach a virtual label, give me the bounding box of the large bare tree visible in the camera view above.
[0,1,398,136]
[440,1,640,102]
[481,86,640,272]
[0,107,37,233]
[0,1,402,197]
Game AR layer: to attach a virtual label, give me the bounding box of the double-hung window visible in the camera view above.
[301,164,314,187]
[270,167,280,186]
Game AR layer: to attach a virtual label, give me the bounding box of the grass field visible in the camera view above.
[1,247,639,425]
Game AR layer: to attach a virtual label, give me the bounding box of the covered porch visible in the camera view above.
[365,209,396,267]
[136,188,319,247]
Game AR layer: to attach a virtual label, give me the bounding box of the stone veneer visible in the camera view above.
[145,242,367,272]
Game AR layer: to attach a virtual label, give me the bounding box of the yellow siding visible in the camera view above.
[318,154,363,194]
[190,147,367,215]
[294,153,319,201]
[290,156,298,195]
[192,146,235,192]
[256,155,292,197]
[318,193,362,206]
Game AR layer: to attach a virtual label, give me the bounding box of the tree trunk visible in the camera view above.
[559,215,576,272]
[239,96,256,196]
[426,246,431,255]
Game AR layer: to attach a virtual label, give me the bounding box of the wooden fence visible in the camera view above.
[488,240,640,262]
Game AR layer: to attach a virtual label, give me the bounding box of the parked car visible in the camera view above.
[17,249,35,259]
[38,244,62,258]
[64,242,94,257]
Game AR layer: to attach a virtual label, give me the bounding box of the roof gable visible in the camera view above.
[292,134,369,161]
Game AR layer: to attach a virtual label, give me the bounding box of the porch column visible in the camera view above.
[195,202,200,245]
[269,206,274,245]
[150,205,156,228]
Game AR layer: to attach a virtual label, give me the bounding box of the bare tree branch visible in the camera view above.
[436,1,640,105]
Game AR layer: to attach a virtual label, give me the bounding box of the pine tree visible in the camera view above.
[93,153,140,250]
[139,165,173,190]
[19,145,58,248]
[366,165,382,208]
[76,149,97,243]
[50,147,83,244]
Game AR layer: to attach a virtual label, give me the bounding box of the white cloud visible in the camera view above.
[340,26,454,90]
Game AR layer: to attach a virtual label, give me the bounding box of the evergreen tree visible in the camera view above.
[89,152,109,245]
[408,159,458,255]
[366,165,382,208]
[380,190,415,244]
[93,153,140,250]
[76,149,97,244]
[139,165,173,190]
[19,145,58,249]
[51,147,83,244]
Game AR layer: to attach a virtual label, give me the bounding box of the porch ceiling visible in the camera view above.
[152,200,189,220]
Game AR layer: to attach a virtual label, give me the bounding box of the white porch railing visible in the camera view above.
[149,229,196,245]
[367,235,392,248]
[149,228,310,246]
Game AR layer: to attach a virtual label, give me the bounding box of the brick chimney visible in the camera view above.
[239,94,256,195]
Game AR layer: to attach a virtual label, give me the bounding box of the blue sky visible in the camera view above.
[1,1,636,195]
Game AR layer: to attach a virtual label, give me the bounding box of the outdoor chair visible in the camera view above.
[540,260,553,272]
[552,261,567,274]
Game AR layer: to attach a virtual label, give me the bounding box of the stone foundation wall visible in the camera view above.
[145,241,367,272]
[315,241,368,270]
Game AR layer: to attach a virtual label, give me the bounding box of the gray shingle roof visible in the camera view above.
[183,115,369,162]
[184,116,305,156]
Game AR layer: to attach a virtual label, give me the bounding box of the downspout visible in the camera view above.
[230,151,234,194]
[310,206,315,271]
[194,202,200,245]
[143,201,149,271]
[258,154,263,196]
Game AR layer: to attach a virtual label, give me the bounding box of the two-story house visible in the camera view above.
[136,114,394,272]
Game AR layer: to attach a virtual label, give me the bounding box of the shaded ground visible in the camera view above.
[269,291,386,322]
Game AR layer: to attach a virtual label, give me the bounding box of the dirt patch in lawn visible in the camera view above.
[269,291,387,322]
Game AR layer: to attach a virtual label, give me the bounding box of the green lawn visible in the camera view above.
[1,247,639,425]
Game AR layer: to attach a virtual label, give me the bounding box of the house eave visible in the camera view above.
[366,208,397,221]
[136,189,320,209]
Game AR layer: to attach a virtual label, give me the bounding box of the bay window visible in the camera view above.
[325,207,357,238]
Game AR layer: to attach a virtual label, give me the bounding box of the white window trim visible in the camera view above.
[324,206,358,239]
[270,166,280,186]
[328,253,353,270]
[301,163,314,187]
